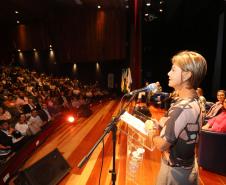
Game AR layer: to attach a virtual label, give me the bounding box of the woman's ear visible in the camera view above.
[182,71,192,82]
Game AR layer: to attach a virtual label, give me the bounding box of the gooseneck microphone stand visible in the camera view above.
[77,94,136,185]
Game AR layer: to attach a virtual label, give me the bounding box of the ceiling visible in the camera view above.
[0,0,129,24]
[0,0,224,25]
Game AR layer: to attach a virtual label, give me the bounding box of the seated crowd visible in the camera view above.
[202,90,226,132]
[0,65,110,165]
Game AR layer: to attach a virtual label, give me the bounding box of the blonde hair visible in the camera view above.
[172,50,207,89]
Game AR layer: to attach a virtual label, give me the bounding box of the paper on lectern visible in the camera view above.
[120,111,148,136]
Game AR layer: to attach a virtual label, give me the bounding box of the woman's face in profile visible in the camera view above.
[168,64,183,89]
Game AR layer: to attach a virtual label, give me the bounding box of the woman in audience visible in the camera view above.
[202,98,226,132]
[205,90,225,119]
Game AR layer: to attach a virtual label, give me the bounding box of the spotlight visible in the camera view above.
[67,116,75,123]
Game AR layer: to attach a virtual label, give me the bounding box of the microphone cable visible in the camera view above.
[98,139,105,185]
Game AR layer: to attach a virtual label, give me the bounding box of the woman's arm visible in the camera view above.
[152,134,171,152]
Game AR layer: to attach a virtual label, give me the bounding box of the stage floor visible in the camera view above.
[13,100,226,185]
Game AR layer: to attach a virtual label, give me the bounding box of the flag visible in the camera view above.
[126,68,132,92]
[121,68,132,93]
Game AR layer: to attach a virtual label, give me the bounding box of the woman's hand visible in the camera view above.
[145,119,156,131]
[145,119,159,138]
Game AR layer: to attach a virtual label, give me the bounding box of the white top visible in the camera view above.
[15,123,28,136]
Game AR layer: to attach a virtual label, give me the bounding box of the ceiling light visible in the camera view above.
[97,5,101,9]
[15,11,19,14]
[33,48,37,51]
[125,5,129,9]
[145,13,149,16]
[159,9,163,12]
[17,49,21,52]
[146,3,151,6]
[17,20,20,24]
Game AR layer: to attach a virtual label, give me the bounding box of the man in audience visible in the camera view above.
[0,120,13,149]
[205,90,225,119]
[38,103,52,123]
[15,114,29,136]
[27,109,43,135]
[0,120,26,151]
[22,98,36,114]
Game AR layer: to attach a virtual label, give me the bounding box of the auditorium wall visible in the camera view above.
[0,7,129,87]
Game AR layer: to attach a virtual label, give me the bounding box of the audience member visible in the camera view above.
[38,103,52,123]
[15,114,29,136]
[0,120,26,151]
[0,107,12,121]
[196,87,206,116]
[27,109,43,135]
[22,98,36,114]
[206,90,225,119]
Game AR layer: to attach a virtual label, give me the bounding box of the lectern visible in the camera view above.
[120,110,157,184]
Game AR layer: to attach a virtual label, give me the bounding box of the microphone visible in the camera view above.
[128,83,159,95]
[155,92,170,98]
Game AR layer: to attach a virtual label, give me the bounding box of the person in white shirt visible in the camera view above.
[15,114,29,136]
[27,109,43,128]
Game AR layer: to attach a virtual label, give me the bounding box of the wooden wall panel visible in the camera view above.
[48,8,127,63]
